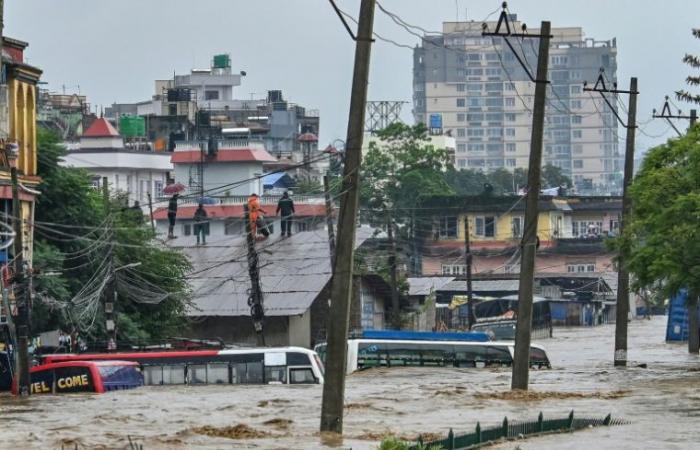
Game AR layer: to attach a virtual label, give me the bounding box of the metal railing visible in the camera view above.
[160,194,326,206]
[174,138,265,151]
[410,411,628,450]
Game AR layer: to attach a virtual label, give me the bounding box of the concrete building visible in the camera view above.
[413,16,621,194]
[62,118,173,208]
[0,36,42,266]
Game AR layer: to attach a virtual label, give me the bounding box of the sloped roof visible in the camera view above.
[170,227,375,317]
[408,277,455,296]
[171,148,276,164]
[262,172,293,187]
[83,118,120,138]
[440,279,521,293]
[153,203,326,220]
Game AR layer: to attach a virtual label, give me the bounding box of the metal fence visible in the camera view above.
[410,411,627,450]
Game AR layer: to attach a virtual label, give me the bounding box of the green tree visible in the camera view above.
[615,125,700,353]
[32,129,191,344]
[676,28,700,106]
[541,163,573,189]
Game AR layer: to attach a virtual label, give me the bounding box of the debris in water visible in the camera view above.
[257,399,291,407]
[263,418,293,430]
[191,423,269,439]
[473,390,630,401]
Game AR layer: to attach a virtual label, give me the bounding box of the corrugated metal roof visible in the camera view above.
[439,279,520,293]
[171,227,375,317]
[407,277,455,296]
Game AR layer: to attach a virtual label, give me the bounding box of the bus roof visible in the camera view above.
[356,330,490,342]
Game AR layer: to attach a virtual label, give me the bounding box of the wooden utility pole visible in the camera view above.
[386,210,400,329]
[11,166,29,395]
[464,218,474,329]
[614,77,638,366]
[691,110,697,128]
[511,21,551,391]
[323,175,336,264]
[243,204,265,346]
[320,0,375,434]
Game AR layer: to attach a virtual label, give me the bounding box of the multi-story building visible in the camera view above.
[0,36,42,267]
[62,117,173,209]
[413,16,621,194]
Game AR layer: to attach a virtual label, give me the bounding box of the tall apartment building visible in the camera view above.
[413,16,621,194]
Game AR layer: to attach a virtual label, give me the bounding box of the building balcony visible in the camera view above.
[157,194,326,207]
[174,138,265,152]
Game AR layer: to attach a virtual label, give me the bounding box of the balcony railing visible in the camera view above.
[174,138,265,152]
[157,194,326,206]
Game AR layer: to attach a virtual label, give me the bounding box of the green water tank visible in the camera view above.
[213,54,231,69]
[119,115,146,137]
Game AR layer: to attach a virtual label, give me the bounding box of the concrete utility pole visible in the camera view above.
[11,166,29,396]
[102,177,117,349]
[386,210,400,329]
[652,96,696,136]
[147,192,156,234]
[323,175,336,264]
[243,204,265,346]
[320,0,375,434]
[464,218,474,329]
[511,21,551,391]
[614,77,638,366]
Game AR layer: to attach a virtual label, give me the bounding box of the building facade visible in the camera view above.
[413,17,621,194]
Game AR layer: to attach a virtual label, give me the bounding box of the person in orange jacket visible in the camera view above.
[247,193,268,237]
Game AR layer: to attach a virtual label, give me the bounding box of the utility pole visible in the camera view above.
[102,177,116,350]
[320,0,375,434]
[652,96,696,136]
[11,165,29,396]
[323,175,336,264]
[585,75,638,366]
[243,204,265,346]
[386,209,400,329]
[482,6,551,390]
[464,218,474,329]
[510,21,550,390]
[147,192,155,234]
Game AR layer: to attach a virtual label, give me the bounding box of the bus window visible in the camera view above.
[314,345,327,364]
[98,364,143,390]
[144,366,163,385]
[188,364,207,384]
[30,368,55,394]
[419,344,451,366]
[486,346,512,366]
[357,343,383,369]
[162,365,186,385]
[289,368,316,384]
[287,352,313,366]
[265,366,286,384]
[385,343,422,366]
[233,362,264,384]
[454,345,486,368]
[54,366,94,393]
[207,363,229,384]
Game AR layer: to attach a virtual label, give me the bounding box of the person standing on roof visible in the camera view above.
[167,193,179,239]
[193,203,208,245]
[247,193,269,238]
[276,191,295,237]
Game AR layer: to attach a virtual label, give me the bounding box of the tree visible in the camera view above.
[615,125,700,353]
[676,28,700,106]
[32,129,191,344]
[541,163,573,189]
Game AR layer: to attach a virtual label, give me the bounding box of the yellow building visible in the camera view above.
[1,36,42,265]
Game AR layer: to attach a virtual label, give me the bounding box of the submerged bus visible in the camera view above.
[41,347,324,385]
[314,330,550,374]
[13,361,143,395]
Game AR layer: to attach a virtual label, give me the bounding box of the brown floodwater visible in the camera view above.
[1,317,698,450]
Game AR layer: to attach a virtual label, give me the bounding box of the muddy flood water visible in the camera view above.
[2,316,698,449]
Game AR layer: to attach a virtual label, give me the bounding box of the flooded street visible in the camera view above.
[2,317,698,449]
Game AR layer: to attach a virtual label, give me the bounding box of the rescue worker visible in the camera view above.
[247,193,269,238]
[167,193,179,238]
[276,191,295,237]
[193,203,208,245]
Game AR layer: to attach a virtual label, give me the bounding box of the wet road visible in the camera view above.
[1,316,698,449]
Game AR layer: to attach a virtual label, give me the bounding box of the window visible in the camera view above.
[205,90,219,100]
[467,113,484,122]
[264,366,287,384]
[456,98,466,107]
[505,128,515,137]
[458,159,466,168]
[485,97,503,107]
[572,130,582,139]
[467,53,481,61]
[475,216,496,237]
[505,113,516,122]
[290,368,316,384]
[457,113,466,122]
[467,129,484,137]
[457,143,466,153]
[570,85,582,95]
[437,216,458,238]
[570,99,582,109]
[467,83,481,91]
[485,53,499,61]
[162,365,186,385]
[487,128,503,137]
[187,364,207,384]
[457,128,466,137]
[573,160,583,169]
[570,71,582,80]
[506,158,516,167]
[506,143,516,152]
[442,264,466,275]
[456,83,466,92]
[551,55,568,65]
[207,363,229,384]
[485,67,501,76]
[512,217,523,237]
[468,143,484,152]
[571,115,582,124]
[573,144,583,154]
[505,97,515,107]
[566,264,596,273]
[468,98,483,107]
[505,82,515,91]
[154,180,164,197]
[232,361,264,384]
[467,68,483,76]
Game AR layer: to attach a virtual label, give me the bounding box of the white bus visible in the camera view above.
[314,338,550,374]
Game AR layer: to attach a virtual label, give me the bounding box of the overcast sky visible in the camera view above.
[7,0,700,153]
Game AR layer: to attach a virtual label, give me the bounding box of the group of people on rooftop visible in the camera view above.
[166,191,295,244]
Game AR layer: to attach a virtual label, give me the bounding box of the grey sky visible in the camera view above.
[7,0,700,153]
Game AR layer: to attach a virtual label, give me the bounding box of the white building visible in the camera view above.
[62,118,173,208]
